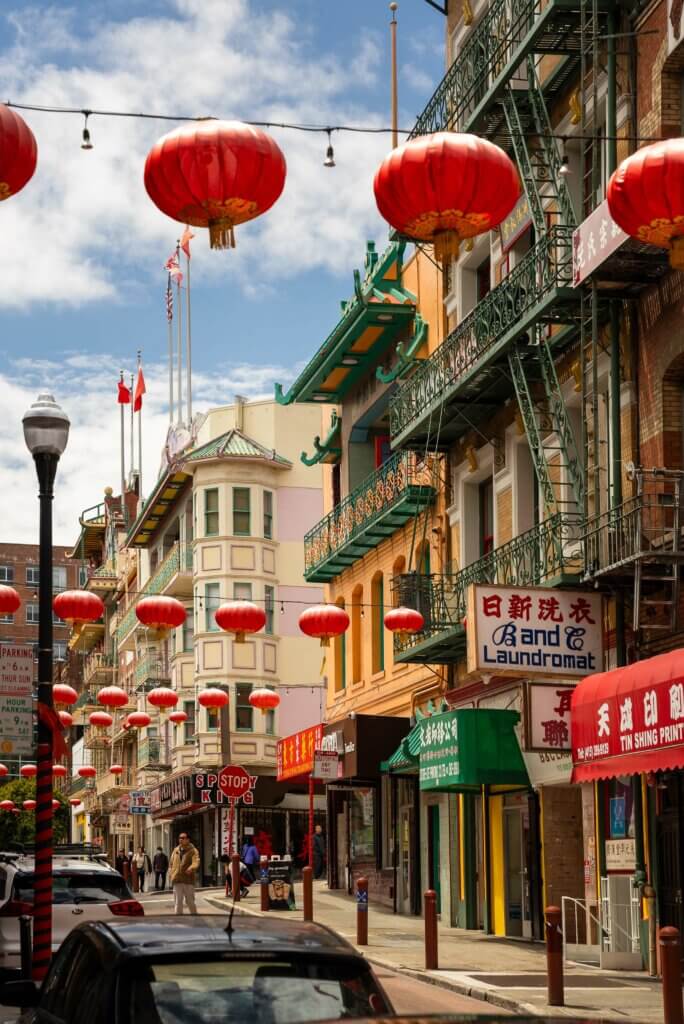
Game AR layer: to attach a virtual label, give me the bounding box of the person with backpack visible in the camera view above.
[241,836,260,881]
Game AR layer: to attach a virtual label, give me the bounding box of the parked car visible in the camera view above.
[0,914,393,1022]
[0,844,142,974]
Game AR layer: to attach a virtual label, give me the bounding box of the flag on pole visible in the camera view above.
[166,275,173,322]
[180,226,194,259]
[134,367,146,413]
[117,380,131,404]
[165,252,183,285]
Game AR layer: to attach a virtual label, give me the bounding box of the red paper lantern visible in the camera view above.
[127,711,151,729]
[52,799,60,810]
[299,604,350,647]
[53,590,104,625]
[144,120,287,250]
[53,683,78,708]
[52,764,67,778]
[135,595,186,633]
[78,765,96,779]
[10,808,20,815]
[97,685,129,709]
[148,687,178,711]
[0,585,20,615]
[58,710,73,728]
[197,688,229,709]
[0,104,37,201]
[89,710,113,730]
[607,139,684,268]
[169,710,188,725]
[374,132,520,262]
[110,764,123,776]
[384,606,425,639]
[248,687,280,715]
[69,797,81,807]
[0,764,8,777]
[0,800,15,811]
[215,601,266,643]
[22,800,36,811]
[19,764,36,779]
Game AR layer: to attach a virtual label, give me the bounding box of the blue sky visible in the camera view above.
[0,0,444,541]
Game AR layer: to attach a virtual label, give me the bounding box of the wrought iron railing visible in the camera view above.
[134,653,170,692]
[393,512,583,654]
[304,450,439,577]
[137,737,168,769]
[411,0,543,136]
[390,227,575,442]
[116,543,192,645]
[82,648,116,687]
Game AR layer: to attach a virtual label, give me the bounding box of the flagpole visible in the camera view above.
[185,246,192,425]
[137,350,143,499]
[176,242,183,425]
[119,369,126,514]
[129,372,134,487]
[167,275,174,424]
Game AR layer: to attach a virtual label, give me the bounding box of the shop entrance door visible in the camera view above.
[504,805,532,938]
[336,801,348,891]
[658,776,684,935]
[427,804,441,913]
[398,805,413,915]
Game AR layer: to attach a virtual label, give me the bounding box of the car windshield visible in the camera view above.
[125,955,387,1023]
[14,872,129,905]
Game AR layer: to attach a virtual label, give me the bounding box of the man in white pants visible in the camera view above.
[170,832,200,914]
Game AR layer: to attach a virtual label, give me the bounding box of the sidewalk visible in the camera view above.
[204,881,664,1022]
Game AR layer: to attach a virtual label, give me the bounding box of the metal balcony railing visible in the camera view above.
[137,737,170,770]
[393,512,583,656]
[116,543,192,646]
[304,450,439,581]
[82,649,116,687]
[134,653,170,693]
[389,227,575,444]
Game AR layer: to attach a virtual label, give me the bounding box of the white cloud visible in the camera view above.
[1,354,302,545]
[0,0,392,308]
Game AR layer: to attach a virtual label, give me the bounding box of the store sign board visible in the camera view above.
[499,194,532,252]
[0,644,34,757]
[467,584,603,681]
[113,814,133,835]
[276,724,324,781]
[572,199,628,286]
[312,751,338,781]
[605,838,636,871]
[521,750,573,788]
[129,790,150,815]
[528,683,575,751]
[419,711,461,789]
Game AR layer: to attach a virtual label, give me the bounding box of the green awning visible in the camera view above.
[418,709,529,792]
[381,723,422,774]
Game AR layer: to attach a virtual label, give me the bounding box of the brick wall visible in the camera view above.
[638,272,684,466]
[0,542,78,651]
[350,861,395,909]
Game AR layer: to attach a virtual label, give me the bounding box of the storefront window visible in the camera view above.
[607,776,635,839]
[350,788,375,860]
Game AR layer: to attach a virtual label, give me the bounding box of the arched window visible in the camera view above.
[334,597,346,692]
[371,572,384,674]
[351,585,363,684]
[391,556,406,605]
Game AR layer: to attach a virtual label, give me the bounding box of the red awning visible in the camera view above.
[572,648,684,782]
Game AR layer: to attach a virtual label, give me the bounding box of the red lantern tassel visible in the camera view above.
[209,219,237,250]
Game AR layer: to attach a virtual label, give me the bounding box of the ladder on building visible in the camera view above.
[632,467,684,635]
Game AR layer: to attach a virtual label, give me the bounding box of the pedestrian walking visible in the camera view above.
[153,846,169,890]
[241,836,260,881]
[133,846,152,892]
[170,832,200,914]
[115,849,127,877]
[313,824,326,880]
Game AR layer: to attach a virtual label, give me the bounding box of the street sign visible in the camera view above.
[0,644,33,757]
[311,750,338,781]
[218,764,256,802]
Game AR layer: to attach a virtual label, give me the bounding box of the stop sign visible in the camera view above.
[218,764,252,800]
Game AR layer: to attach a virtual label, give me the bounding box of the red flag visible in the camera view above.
[165,252,183,285]
[134,368,146,413]
[117,380,131,404]
[180,226,194,259]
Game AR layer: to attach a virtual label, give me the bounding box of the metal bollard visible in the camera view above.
[356,877,368,946]
[302,866,313,922]
[424,890,438,970]
[545,905,564,1007]
[19,915,31,979]
[231,853,241,902]
[260,857,269,912]
[660,927,684,1024]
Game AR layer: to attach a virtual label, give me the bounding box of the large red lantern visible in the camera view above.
[299,604,350,647]
[607,139,684,268]
[169,710,188,725]
[58,710,73,728]
[144,120,286,250]
[215,601,266,643]
[53,590,104,625]
[89,710,113,731]
[53,683,78,708]
[0,765,8,777]
[374,132,520,262]
[0,800,15,811]
[22,800,36,811]
[197,688,229,709]
[148,687,178,712]
[19,764,36,779]
[110,764,123,776]
[0,585,20,615]
[0,104,37,201]
[135,596,186,634]
[69,797,82,807]
[127,711,151,729]
[384,606,425,640]
[248,687,280,716]
[97,685,129,709]
[52,764,67,778]
[78,765,97,779]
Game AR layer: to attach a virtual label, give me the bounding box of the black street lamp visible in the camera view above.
[23,393,70,980]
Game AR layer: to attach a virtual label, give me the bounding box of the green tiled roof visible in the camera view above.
[185,428,292,467]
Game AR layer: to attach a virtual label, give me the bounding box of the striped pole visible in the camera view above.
[32,452,57,980]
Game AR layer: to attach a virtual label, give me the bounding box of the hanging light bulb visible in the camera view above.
[559,153,570,176]
[81,111,93,151]
[323,129,335,168]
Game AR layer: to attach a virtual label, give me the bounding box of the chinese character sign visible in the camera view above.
[572,199,628,286]
[419,711,460,788]
[528,683,575,751]
[277,724,324,781]
[467,585,603,680]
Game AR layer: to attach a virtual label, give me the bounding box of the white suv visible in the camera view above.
[0,844,143,973]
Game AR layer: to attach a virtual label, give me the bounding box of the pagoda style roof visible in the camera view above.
[185,428,291,467]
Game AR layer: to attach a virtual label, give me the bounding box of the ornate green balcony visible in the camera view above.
[393,512,583,663]
[138,737,170,771]
[390,226,577,448]
[116,543,192,648]
[134,652,171,694]
[304,450,439,582]
[411,0,606,139]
